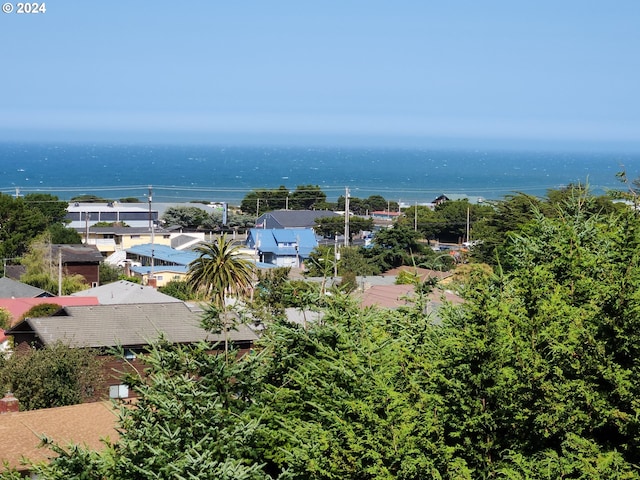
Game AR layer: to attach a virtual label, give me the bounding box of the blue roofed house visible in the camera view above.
[246,228,318,268]
[125,244,200,287]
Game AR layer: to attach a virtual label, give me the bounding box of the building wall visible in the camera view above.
[120,233,171,250]
[64,264,100,287]
[134,270,188,288]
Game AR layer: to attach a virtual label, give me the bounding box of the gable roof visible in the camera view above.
[51,244,104,264]
[7,302,258,348]
[247,228,318,258]
[0,296,100,327]
[71,280,182,304]
[0,401,119,472]
[0,277,51,298]
[256,210,339,229]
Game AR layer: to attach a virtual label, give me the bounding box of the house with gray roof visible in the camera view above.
[255,210,339,229]
[51,244,104,287]
[6,302,259,399]
[71,280,182,304]
[7,302,257,350]
[0,277,52,298]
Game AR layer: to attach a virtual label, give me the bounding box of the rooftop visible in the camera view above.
[0,401,119,472]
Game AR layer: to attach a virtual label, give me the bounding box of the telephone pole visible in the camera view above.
[148,186,155,283]
[344,187,350,247]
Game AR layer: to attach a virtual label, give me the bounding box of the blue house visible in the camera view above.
[246,228,318,268]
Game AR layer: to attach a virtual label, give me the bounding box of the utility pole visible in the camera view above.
[148,186,155,282]
[58,248,62,296]
[344,187,350,247]
[85,213,91,244]
[466,205,470,244]
[334,233,340,277]
[414,201,418,231]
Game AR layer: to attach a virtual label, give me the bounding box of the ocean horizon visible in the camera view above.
[1,141,638,206]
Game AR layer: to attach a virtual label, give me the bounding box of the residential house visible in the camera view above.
[124,244,199,286]
[129,264,190,288]
[80,225,173,257]
[4,244,103,286]
[6,302,260,399]
[71,280,182,304]
[246,228,318,268]
[255,209,339,229]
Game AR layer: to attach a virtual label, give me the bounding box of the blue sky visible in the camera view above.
[2,1,639,149]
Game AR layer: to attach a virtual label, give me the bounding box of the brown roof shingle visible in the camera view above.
[0,401,119,472]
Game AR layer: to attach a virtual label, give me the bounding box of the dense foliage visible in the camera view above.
[161,205,255,231]
[6,187,640,478]
[0,193,79,266]
[0,342,104,411]
[240,185,328,215]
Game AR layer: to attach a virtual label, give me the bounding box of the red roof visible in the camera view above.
[0,297,100,344]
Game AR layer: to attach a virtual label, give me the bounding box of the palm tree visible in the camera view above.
[187,234,255,310]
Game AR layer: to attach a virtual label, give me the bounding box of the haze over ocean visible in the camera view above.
[1,142,638,206]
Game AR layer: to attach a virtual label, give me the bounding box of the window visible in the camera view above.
[109,384,129,399]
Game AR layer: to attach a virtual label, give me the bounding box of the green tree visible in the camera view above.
[363,224,423,271]
[0,193,48,259]
[23,193,68,226]
[397,204,439,240]
[0,307,11,330]
[20,303,63,321]
[99,262,122,285]
[20,340,269,479]
[158,279,197,301]
[433,191,640,476]
[160,205,211,229]
[19,235,88,294]
[315,215,373,241]
[48,223,83,244]
[251,266,292,319]
[0,342,104,410]
[187,234,255,310]
[337,195,397,215]
[241,186,289,215]
[431,199,492,244]
[289,185,327,210]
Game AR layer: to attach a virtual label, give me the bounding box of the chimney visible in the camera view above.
[0,393,19,414]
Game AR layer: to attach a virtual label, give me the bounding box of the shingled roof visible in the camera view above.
[71,280,182,304]
[255,210,339,229]
[51,244,104,264]
[0,401,119,472]
[7,302,258,349]
[0,277,51,298]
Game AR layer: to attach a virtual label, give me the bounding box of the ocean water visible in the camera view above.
[1,142,638,205]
